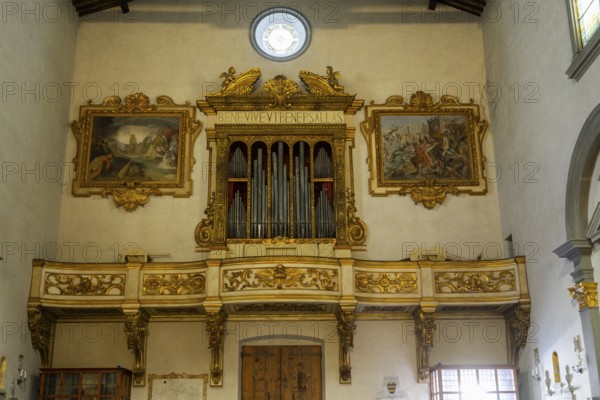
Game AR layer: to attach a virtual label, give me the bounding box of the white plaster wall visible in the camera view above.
[482,1,600,399]
[56,0,503,263]
[0,1,77,398]
[50,318,510,400]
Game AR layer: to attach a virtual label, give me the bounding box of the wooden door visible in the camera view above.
[241,345,321,400]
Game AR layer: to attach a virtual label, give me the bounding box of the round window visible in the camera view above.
[250,8,311,61]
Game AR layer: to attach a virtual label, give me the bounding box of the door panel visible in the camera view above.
[242,346,321,400]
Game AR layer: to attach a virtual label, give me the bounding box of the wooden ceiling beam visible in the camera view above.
[73,0,132,16]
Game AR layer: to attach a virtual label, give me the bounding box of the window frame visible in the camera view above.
[565,0,600,80]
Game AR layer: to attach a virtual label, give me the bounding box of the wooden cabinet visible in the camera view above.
[38,368,131,400]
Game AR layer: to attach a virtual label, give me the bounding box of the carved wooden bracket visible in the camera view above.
[414,306,437,382]
[124,311,148,386]
[336,307,356,384]
[27,308,56,368]
[206,309,227,387]
[505,303,531,364]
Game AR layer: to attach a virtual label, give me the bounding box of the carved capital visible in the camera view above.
[505,303,531,364]
[336,307,356,384]
[124,311,148,386]
[206,309,227,387]
[414,307,437,382]
[27,309,55,368]
[569,282,599,311]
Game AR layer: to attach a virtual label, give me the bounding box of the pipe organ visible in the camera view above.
[195,67,367,251]
[226,140,335,240]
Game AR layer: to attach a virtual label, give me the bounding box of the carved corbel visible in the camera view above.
[124,311,148,386]
[27,308,56,368]
[505,303,531,364]
[413,306,436,382]
[206,309,227,387]
[336,307,356,384]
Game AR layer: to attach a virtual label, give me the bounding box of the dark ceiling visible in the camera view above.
[72,0,487,18]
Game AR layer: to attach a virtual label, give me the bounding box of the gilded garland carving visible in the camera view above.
[223,265,338,291]
[355,272,417,293]
[434,270,516,293]
[102,183,161,212]
[206,310,227,387]
[44,273,125,296]
[195,192,216,247]
[124,311,148,386]
[142,273,206,295]
[27,309,55,368]
[505,303,531,364]
[414,308,436,382]
[346,189,367,246]
[569,282,599,310]
[336,308,356,384]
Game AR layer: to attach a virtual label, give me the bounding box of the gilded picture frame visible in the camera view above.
[71,93,202,211]
[360,91,488,209]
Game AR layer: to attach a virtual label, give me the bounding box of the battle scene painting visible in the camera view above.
[87,116,182,183]
[378,113,472,182]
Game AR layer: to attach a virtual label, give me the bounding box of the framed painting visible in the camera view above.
[360,91,488,209]
[71,93,202,211]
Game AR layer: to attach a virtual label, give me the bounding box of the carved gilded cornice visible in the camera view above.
[434,271,516,293]
[355,272,418,293]
[142,273,206,295]
[569,282,599,310]
[206,309,227,387]
[44,273,125,296]
[234,303,326,312]
[27,309,55,368]
[223,265,338,292]
[336,307,356,384]
[198,66,361,114]
[124,311,148,386]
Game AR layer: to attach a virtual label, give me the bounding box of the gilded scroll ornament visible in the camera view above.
[102,183,161,212]
[299,66,347,96]
[44,273,125,296]
[414,308,436,382]
[216,67,261,96]
[124,311,148,386]
[336,307,356,384]
[27,309,55,368]
[223,265,338,291]
[355,272,417,293]
[206,309,227,387]
[142,273,206,295]
[195,192,216,247]
[505,303,531,364]
[346,189,368,246]
[434,270,516,293]
[569,282,599,310]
